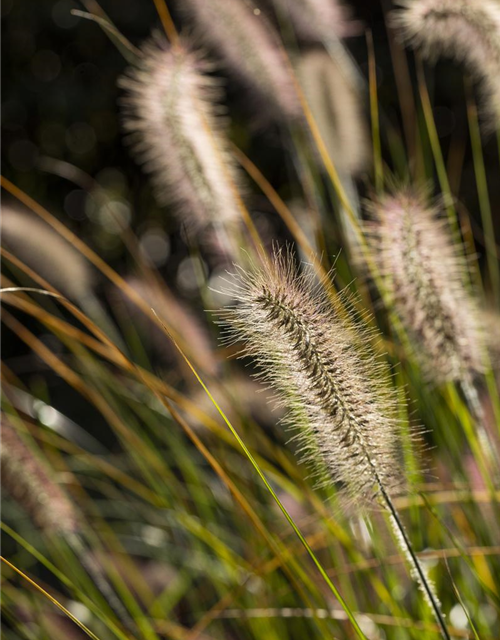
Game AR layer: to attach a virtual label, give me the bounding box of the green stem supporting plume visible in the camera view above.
[378,484,451,640]
[460,376,498,485]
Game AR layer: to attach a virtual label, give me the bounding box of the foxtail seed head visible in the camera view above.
[1,206,93,302]
[298,50,369,176]
[393,0,500,126]
[119,36,243,233]
[178,0,301,122]
[120,276,219,376]
[1,418,79,534]
[367,188,485,383]
[269,0,363,44]
[221,249,404,506]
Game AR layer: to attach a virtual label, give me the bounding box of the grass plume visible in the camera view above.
[298,49,369,176]
[1,418,79,534]
[1,206,93,302]
[366,188,485,384]
[393,0,500,126]
[220,247,449,636]
[220,249,403,503]
[1,416,136,626]
[178,0,301,121]
[119,35,244,243]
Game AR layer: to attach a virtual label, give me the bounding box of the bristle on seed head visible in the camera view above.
[119,35,243,233]
[393,0,500,126]
[366,188,485,382]
[1,418,79,534]
[178,0,301,122]
[220,248,405,506]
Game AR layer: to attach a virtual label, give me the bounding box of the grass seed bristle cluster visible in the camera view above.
[123,276,219,376]
[1,418,135,624]
[119,35,243,235]
[270,0,362,44]
[1,418,79,535]
[179,0,301,121]
[393,0,500,126]
[221,249,449,635]
[367,189,485,383]
[1,206,93,302]
[298,50,368,176]
[221,249,403,506]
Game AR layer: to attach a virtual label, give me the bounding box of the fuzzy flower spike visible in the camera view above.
[1,418,78,535]
[269,0,362,44]
[119,35,243,251]
[178,0,301,122]
[1,417,132,625]
[393,0,500,127]
[298,49,369,177]
[221,248,449,637]
[367,188,494,479]
[367,188,484,384]
[222,248,401,505]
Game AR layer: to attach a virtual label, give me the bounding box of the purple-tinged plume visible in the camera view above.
[120,276,219,377]
[1,206,93,302]
[1,418,79,534]
[367,189,485,382]
[393,0,500,126]
[221,248,403,505]
[298,50,369,176]
[221,248,448,630]
[269,0,362,44]
[178,0,301,121]
[119,36,243,235]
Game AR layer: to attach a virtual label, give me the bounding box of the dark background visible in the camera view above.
[2,0,499,362]
[3,0,498,233]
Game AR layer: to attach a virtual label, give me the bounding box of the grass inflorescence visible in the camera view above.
[2,1,500,639]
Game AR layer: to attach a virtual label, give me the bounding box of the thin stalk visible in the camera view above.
[1,524,130,640]
[460,376,498,480]
[71,9,140,63]
[348,422,450,637]
[66,533,135,632]
[366,30,383,194]
[151,0,178,44]
[378,484,451,640]
[467,95,500,305]
[416,59,459,239]
[0,556,102,640]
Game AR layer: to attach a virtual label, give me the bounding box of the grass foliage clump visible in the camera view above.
[2,1,500,639]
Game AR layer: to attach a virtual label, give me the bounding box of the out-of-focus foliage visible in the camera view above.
[2,1,500,639]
